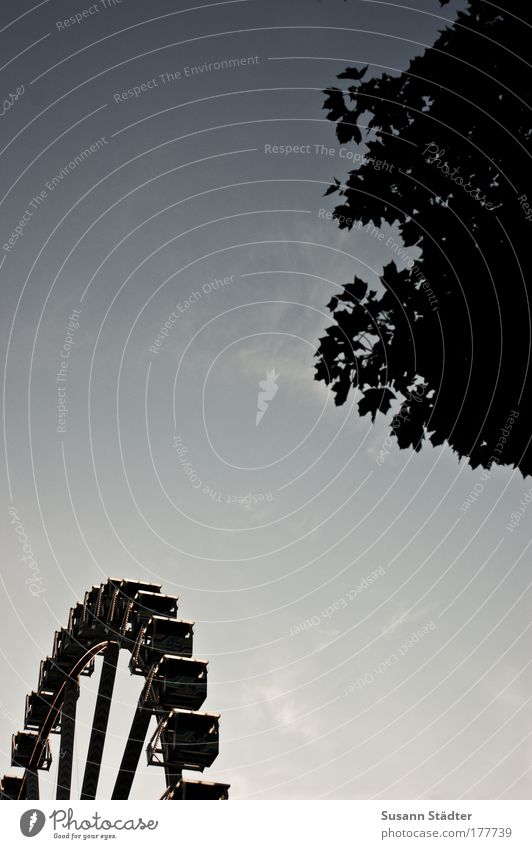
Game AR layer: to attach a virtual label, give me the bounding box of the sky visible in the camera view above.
[0,0,531,801]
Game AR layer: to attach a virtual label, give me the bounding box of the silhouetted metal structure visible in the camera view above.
[0,578,229,800]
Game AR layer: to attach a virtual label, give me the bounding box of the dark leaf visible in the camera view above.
[323,178,341,196]
[336,118,362,145]
[337,65,369,81]
[323,88,347,121]
[358,387,396,421]
[349,278,368,300]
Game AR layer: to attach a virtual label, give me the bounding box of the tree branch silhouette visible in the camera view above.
[315,0,532,475]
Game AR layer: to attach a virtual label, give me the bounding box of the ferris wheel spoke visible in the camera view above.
[56,679,79,800]
[111,705,152,800]
[25,768,39,800]
[80,642,120,800]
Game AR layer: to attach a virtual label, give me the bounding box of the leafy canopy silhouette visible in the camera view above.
[315,0,532,476]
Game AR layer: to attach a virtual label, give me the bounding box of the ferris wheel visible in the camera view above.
[0,578,229,800]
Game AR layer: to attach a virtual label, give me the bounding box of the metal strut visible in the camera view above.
[25,769,39,800]
[80,643,119,799]
[56,678,79,800]
[111,705,151,800]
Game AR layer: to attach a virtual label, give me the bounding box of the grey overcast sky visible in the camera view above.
[0,0,530,800]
